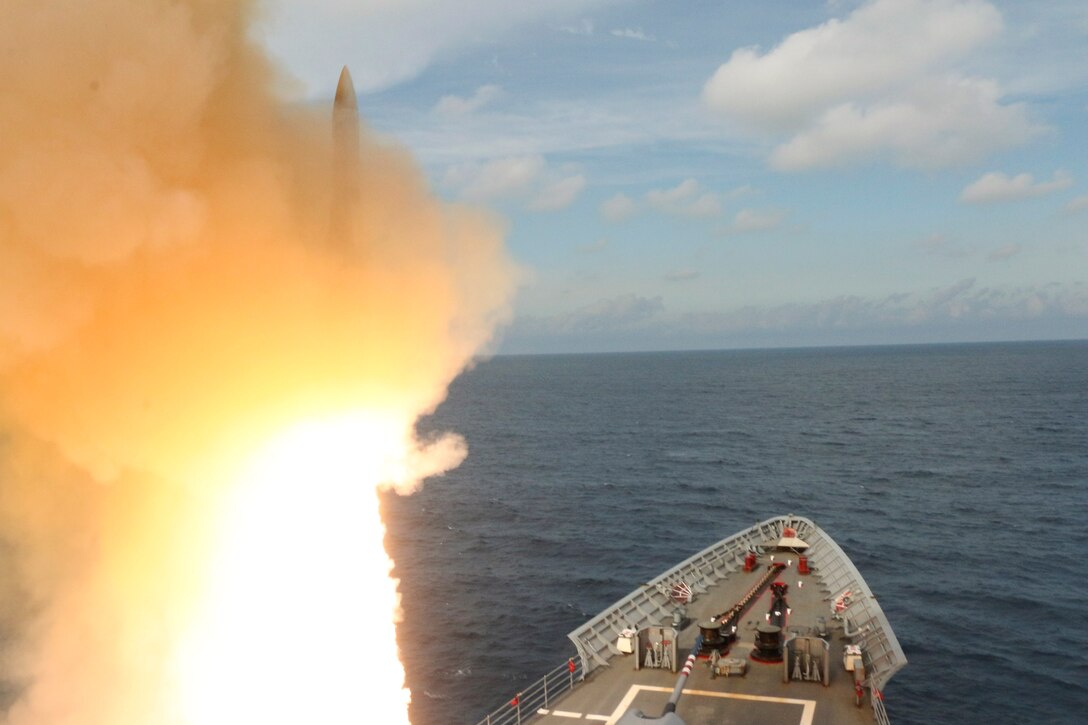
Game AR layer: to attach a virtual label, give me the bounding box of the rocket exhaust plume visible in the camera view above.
[0,1,514,723]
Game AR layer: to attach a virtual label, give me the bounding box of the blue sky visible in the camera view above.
[260,0,1087,353]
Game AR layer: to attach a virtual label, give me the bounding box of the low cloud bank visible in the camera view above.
[502,280,1088,353]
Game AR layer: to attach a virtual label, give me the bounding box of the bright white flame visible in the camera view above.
[178,413,413,724]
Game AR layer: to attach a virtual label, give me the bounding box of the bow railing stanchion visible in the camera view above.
[472,656,586,725]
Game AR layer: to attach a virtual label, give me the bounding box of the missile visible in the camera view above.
[330,66,360,250]
[333,65,359,157]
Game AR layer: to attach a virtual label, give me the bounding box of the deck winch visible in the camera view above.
[752,622,784,662]
[696,619,731,653]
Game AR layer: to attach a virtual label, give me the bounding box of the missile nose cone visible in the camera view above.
[334,66,357,112]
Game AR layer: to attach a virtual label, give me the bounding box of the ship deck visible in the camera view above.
[534,558,876,724]
[483,516,905,725]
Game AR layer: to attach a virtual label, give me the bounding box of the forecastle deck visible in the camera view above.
[473,515,906,725]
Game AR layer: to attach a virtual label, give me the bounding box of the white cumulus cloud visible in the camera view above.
[664,269,700,282]
[769,77,1037,170]
[600,193,638,222]
[1066,194,1088,213]
[960,170,1074,203]
[434,84,502,116]
[610,27,654,41]
[730,208,785,233]
[702,0,1041,169]
[646,179,698,207]
[443,155,545,202]
[683,193,723,218]
[578,237,609,253]
[988,243,1022,261]
[560,18,595,36]
[444,156,586,211]
[645,179,722,218]
[528,174,587,211]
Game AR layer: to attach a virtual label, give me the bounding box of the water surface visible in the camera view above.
[382,341,1088,724]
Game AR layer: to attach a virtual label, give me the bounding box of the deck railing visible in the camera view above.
[472,657,584,725]
[802,520,907,699]
[872,691,892,725]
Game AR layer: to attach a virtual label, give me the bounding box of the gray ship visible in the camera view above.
[472,515,906,725]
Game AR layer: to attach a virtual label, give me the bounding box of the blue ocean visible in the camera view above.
[383,340,1088,725]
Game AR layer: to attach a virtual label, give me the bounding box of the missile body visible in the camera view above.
[330,66,361,250]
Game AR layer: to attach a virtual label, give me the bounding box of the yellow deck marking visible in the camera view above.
[537,708,609,720]
[606,685,816,725]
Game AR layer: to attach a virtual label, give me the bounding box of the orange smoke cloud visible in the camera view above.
[0,0,514,722]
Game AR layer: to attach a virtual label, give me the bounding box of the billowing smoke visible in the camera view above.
[0,1,514,722]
